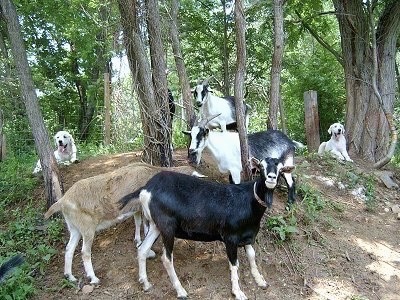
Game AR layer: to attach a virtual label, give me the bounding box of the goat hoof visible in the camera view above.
[232,289,248,300]
[147,249,156,259]
[64,274,77,282]
[90,277,100,285]
[142,282,152,292]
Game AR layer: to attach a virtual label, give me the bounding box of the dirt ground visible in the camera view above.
[33,149,400,300]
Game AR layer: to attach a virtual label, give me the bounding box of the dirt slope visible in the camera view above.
[33,150,400,300]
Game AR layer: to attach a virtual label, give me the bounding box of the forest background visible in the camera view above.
[0,0,399,298]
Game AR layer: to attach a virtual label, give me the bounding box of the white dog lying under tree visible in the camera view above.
[318,122,353,162]
[33,130,78,174]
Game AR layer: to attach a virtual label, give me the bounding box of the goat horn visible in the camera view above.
[199,113,221,127]
[202,77,211,86]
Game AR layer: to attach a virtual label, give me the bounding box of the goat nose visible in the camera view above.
[189,149,196,154]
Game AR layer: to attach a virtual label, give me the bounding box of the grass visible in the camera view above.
[0,153,66,299]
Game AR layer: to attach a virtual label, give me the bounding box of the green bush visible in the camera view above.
[0,155,64,299]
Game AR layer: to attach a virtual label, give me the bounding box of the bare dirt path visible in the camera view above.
[34,150,400,300]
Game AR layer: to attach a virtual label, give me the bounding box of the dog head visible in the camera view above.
[54,131,74,153]
[328,123,345,140]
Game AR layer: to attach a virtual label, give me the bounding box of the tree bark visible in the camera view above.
[234,0,250,181]
[267,0,284,130]
[221,0,230,96]
[146,0,173,166]
[0,0,63,208]
[169,0,196,129]
[333,0,400,162]
[118,0,172,166]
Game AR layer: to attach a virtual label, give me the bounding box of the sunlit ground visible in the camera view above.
[308,236,400,299]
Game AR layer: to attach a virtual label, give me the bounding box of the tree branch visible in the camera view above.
[294,10,344,67]
[368,1,398,168]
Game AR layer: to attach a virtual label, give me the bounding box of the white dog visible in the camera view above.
[33,130,78,174]
[318,122,353,162]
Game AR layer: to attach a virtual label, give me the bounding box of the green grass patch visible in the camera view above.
[0,154,64,299]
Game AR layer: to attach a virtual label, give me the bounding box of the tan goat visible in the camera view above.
[44,162,203,284]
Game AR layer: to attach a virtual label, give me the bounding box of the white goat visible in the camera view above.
[44,162,203,284]
[183,118,297,204]
[192,81,250,131]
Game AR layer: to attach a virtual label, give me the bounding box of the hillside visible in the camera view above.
[33,149,400,300]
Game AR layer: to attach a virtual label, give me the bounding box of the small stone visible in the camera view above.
[384,207,390,213]
[375,171,399,189]
[391,205,400,213]
[82,285,94,294]
[397,213,400,220]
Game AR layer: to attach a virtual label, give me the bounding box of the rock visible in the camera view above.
[375,171,399,189]
[82,285,94,294]
[391,205,400,214]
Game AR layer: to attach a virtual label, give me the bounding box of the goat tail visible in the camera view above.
[44,201,62,219]
[119,187,144,209]
[0,254,24,283]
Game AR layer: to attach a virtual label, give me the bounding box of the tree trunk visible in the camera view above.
[221,0,230,96]
[146,0,172,166]
[0,0,63,208]
[0,109,5,161]
[333,0,400,162]
[267,0,284,130]
[118,0,172,167]
[234,0,250,181]
[169,0,196,129]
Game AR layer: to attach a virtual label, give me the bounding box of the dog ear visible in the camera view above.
[68,133,75,144]
[328,125,332,135]
[54,133,58,147]
[341,125,345,134]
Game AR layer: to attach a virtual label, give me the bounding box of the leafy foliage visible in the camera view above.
[0,155,63,299]
[265,214,298,242]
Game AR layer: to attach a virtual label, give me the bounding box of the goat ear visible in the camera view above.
[249,157,260,167]
[280,165,295,173]
[182,130,191,136]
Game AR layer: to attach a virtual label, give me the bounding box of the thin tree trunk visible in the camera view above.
[146,0,172,166]
[169,0,195,128]
[267,0,284,130]
[118,0,172,167]
[0,0,63,208]
[234,0,250,181]
[221,0,230,95]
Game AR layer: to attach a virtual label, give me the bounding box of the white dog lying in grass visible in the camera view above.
[33,130,78,174]
[318,122,353,162]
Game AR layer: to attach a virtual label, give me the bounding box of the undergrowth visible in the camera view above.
[0,154,64,299]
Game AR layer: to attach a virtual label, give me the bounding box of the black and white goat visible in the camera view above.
[183,118,297,204]
[192,81,250,131]
[119,158,294,300]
